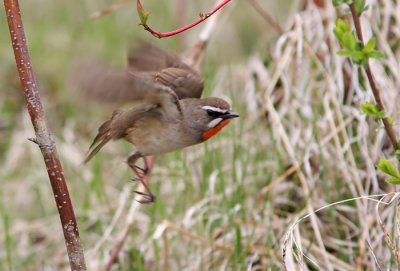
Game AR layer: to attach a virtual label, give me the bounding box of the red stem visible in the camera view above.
[3,0,86,270]
[137,0,232,38]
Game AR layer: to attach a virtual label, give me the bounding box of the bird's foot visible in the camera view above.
[133,190,155,204]
[129,156,154,204]
[131,165,148,178]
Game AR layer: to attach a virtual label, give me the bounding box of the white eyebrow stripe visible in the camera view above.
[202,106,227,113]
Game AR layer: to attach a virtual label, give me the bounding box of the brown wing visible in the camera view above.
[128,42,187,72]
[128,42,204,99]
[143,84,182,120]
[153,67,203,99]
[73,43,203,104]
[72,60,149,103]
[83,84,182,163]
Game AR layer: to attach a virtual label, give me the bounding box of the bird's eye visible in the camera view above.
[207,110,222,118]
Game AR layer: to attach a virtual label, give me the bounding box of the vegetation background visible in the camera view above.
[1,0,399,270]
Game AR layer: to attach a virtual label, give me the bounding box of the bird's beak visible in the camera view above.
[221,111,240,120]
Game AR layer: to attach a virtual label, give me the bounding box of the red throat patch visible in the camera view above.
[202,119,231,141]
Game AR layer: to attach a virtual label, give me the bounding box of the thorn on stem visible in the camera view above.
[28,137,39,144]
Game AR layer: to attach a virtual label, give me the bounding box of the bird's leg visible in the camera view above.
[127,153,154,204]
[128,156,149,178]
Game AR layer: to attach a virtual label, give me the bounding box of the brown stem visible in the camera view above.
[247,0,284,34]
[349,3,364,41]
[349,2,398,150]
[3,0,86,270]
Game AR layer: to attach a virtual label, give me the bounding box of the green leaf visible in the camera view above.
[355,0,366,14]
[368,50,384,59]
[375,111,386,119]
[388,117,393,125]
[137,0,150,25]
[355,41,364,51]
[333,19,352,48]
[364,38,376,53]
[360,58,369,68]
[337,49,351,56]
[336,18,350,32]
[343,32,356,50]
[332,0,342,6]
[351,51,365,61]
[377,158,400,178]
[333,28,343,43]
[361,102,379,116]
[332,0,352,6]
[385,177,400,185]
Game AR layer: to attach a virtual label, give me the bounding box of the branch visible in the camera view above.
[3,0,86,270]
[137,0,232,38]
[349,3,398,151]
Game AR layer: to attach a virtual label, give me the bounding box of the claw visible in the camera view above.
[132,165,148,177]
[134,190,155,204]
[137,165,149,175]
[129,156,155,204]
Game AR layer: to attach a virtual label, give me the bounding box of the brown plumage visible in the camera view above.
[79,42,239,203]
[75,42,204,104]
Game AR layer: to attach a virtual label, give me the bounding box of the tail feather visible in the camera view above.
[84,111,121,163]
[83,135,112,164]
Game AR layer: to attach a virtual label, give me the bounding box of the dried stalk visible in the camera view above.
[104,156,155,271]
[3,0,86,270]
[247,0,284,34]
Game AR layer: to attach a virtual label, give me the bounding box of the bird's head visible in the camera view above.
[183,97,239,141]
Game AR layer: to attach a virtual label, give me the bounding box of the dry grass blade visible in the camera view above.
[258,162,300,198]
[284,194,391,269]
[375,193,400,268]
[3,0,400,270]
[367,241,383,271]
[90,0,130,19]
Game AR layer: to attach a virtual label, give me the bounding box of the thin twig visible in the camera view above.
[162,229,169,271]
[349,2,398,150]
[3,0,86,270]
[137,0,232,38]
[90,0,130,19]
[247,0,284,34]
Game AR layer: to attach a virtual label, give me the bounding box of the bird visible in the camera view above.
[80,42,239,203]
